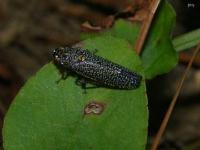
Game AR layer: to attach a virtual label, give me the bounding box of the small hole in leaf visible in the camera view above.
[84,101,105,115]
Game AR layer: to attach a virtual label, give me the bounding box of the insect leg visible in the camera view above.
[61,71,69,80]
[75,77,99,93]
[75,77,87,94]
[56,71,69,83]
[93,49,98,54]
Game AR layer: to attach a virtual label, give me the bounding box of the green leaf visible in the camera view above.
[173,28,200,52]
[81,19,140,47]
[141,0,178,79]
[3,36,148,150]
[106,19,140,45]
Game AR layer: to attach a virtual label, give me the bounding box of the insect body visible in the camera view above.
[53,47,142,89]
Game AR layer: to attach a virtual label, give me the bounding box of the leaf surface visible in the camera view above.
[141,1,178,79]
[3,36,148,150]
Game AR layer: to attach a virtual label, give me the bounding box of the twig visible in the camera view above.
[135,0,161,54]
[151,44,200,150]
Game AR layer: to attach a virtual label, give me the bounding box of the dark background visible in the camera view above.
[0,0,200,149]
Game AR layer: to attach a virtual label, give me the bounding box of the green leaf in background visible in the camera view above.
[81,19,140,46]
[173,28,200,52]
[106,19,140,46]
[3,36,148,150]
[141,0,178,79]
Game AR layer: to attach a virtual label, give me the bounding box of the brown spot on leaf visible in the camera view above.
[84,101,105,115]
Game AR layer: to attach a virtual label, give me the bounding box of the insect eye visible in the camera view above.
[78,55,86,61]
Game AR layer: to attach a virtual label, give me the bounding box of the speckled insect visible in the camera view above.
[53,47,142,89]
